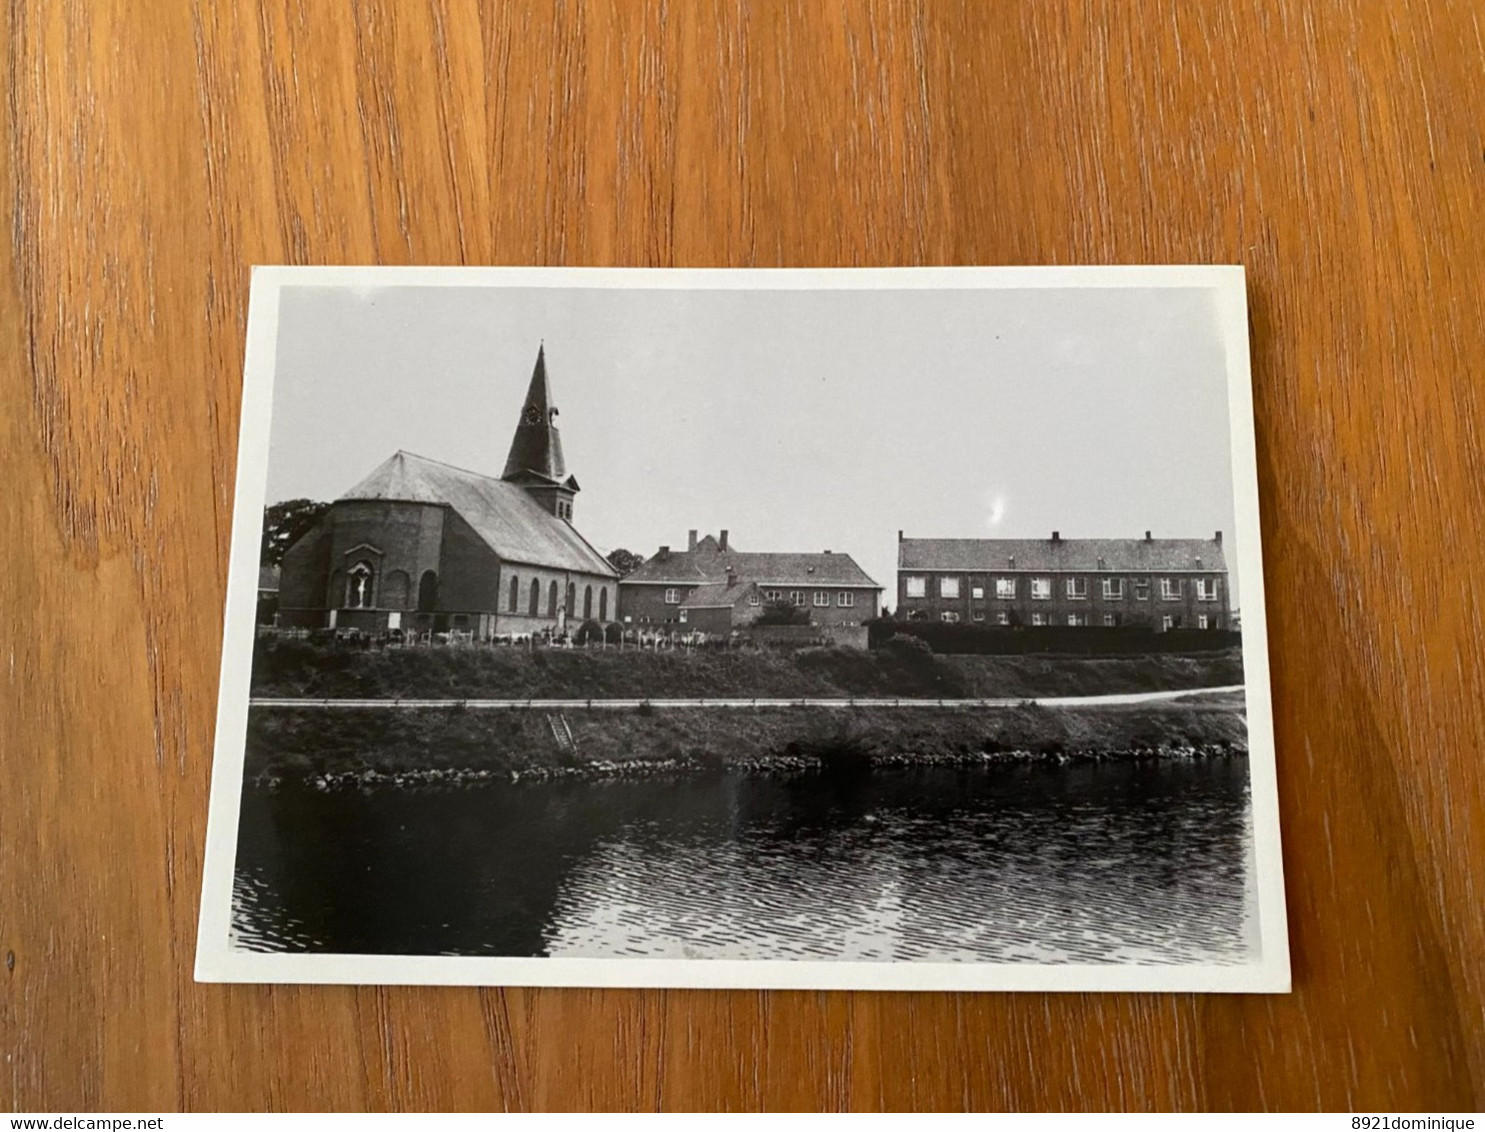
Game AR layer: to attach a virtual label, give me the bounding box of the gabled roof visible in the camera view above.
[341,451,616,577]
[624,558,715,584]
[898,536,1227,573]
[723,551,881,587]
[624,535,881,588]
[679,580,757,609]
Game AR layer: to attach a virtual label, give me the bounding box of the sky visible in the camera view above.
[265,282,1243,606]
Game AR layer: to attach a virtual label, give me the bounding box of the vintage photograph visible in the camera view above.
[196,267,1287,991]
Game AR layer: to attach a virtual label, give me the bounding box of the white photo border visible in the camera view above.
[195,265,1290,993]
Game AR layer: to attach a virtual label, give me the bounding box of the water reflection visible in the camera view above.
[233,759,1256,964]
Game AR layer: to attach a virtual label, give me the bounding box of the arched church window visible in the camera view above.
[508,574,520,613]
[347,561,375,609]
[583,584,593,620]
[548,580,559,616]
[529,578,540,615]
[418,571,438,613]
[382,570,410,610]
[599,587,608,621]
[566,583,576,617]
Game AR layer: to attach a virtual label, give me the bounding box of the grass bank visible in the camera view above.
[245,693,1248,787]
[250,637,1244,702]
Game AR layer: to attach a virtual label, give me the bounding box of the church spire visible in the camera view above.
[502,343,568,483]
[502,344,578,521]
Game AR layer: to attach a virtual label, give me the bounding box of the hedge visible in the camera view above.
[867,619,1242,655]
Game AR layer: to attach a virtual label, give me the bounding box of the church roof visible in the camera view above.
[898,536,1227,573]
[625,537,881,588]
[501,345,568,483]
[341,451,616,577]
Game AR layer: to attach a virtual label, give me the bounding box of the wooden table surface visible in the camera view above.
[3,0,1482,1113]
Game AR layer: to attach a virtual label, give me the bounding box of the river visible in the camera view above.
[231,757,1256,965]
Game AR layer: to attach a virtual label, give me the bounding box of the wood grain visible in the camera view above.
[3,0,1482,1112]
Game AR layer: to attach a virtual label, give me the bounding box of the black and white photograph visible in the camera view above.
[196,266,1287,992]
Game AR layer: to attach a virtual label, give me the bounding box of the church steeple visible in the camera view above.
[502,344,579,520]
[502,344,567,482]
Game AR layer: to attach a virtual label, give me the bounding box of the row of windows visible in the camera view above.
[664,587,858,608]
[904,575,1221,601]
[761,589,857,608]
[507,575,609,621]
[342,561,618,622]
[938,611,1223,629]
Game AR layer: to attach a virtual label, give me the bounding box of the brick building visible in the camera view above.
[619,530,882,635]
[276,346,618,638]
[670,575,762,636]
[896,531,1231,631]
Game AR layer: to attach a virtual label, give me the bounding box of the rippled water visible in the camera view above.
[233,759,1256,964]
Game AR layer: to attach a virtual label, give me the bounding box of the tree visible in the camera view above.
[261,498,332,566]
[606,547,645,577]
[753,598,811,626]
[573,619,606,645]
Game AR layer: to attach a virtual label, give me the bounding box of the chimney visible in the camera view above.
[1144,530,1152,543]
[1051,530,1061,543]
[898,529,904,541]
[658,545,670,559]
[688,529,698,551]
[719,529,729,551]
[1215,530,1223,544]
[823,549,833,555]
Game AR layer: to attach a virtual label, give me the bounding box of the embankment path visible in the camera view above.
[250,685,1245,710]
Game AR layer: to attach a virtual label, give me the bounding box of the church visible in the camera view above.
[275,346,619,639]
